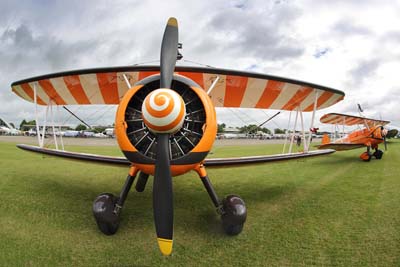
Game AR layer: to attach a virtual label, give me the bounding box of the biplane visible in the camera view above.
[10,18,345,255]
[318,113,389,161]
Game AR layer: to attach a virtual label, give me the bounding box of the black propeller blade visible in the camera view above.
[384,136,387,150]
[382,127,388,151]
[154,133,173,255]
[153,17,179,256]
[160,17,179,89]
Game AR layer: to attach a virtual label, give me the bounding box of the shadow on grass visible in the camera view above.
[24,173,295,237]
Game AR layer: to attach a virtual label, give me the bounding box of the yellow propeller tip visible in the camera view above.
[157,238,173,256]
[167,17,178,27]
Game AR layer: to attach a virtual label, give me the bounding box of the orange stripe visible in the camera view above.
[38,80,66,105]
[223,76,248,107]
[304,91,333,111]
[282,86,313,110]
[255,80,285,108]
[327,116,343,124]
[145,93,174,118]
[63,75,90,104]
[143,100,185,132]
[324,116,340,124]
[347,118,361,125]
[138,71,160,81]
[178,72,204,88]
[96,73,120,104]
[20,83,46,105]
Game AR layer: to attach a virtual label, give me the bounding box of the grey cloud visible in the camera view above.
[332,20,372,37]
[192,1,304,62]
[349,59,380,85]
[0,24,101,78]
[380,31,400,43]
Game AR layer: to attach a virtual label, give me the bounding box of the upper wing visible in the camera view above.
[11,66,344,112]
[320,113,390,127]
[317,143,365,151]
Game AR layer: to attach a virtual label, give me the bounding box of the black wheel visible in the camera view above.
[221,195,247,236]
[93,193,120,235]
[222,222,244,235]
[373,149,383,159]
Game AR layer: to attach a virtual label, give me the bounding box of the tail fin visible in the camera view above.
[321,134,331,145]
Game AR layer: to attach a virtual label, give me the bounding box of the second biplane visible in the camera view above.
[318,113,389,161]
[11,18,345,255]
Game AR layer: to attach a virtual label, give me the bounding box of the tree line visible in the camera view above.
[218,123,286,134]
[18,119,109,133]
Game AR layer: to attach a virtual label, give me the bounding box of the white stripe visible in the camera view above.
[298,89,322,111]
[30,82,49,104]
[318,94,342,110]
[143,93,184,127]
[149,90,170,111]
[79,74,104,104]
[320,115,334,123]
[117,72,139,100]
[50,77,77,105]
[240,78,267,108]
[13,85,33,102]
[269,83,301,110]
[204,73,226,107]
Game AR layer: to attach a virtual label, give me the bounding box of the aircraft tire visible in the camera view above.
[221,195,247,236]
[373,150,383,159]
[93,193,120,235]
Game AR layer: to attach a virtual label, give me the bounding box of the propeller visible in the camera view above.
[141,17,184,256]
[382,126,388,151]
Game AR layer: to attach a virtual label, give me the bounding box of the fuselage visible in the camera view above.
[334,125,385,148]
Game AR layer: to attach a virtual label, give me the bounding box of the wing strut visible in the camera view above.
[288,108,299,154]
[282,111,292,154]
[206,76,220,95]
[63,106,92,129]
[306,90,319,151]
[299,107,306,152]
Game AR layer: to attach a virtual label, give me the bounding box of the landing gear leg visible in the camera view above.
[135,172,149,192]
[93,166,138,235]
[195,165,247,235]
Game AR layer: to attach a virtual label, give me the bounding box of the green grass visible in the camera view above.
[1,139,400,266]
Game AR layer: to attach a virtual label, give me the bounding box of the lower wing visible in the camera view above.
[17,144,335,168]
[317,143,365,151]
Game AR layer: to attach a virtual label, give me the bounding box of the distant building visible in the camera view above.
[0,118,20,135]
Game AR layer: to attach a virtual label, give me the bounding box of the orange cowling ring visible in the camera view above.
[115,83,217,177]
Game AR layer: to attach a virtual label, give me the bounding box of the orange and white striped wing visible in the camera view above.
[11,66,344,111]
[320,113,390,126]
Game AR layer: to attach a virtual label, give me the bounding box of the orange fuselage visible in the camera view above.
[334,125,384,148]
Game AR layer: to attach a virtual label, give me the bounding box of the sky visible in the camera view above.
[1,0,400,132]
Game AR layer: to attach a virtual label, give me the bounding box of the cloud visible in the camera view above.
[349,58,380,85]
[1,0,400,129]
[332,20,372,37]
[192,1,304,65]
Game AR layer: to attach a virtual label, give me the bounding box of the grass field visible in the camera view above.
[1,138,400,266]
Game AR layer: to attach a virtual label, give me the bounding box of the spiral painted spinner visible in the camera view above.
[142,88,186,134]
